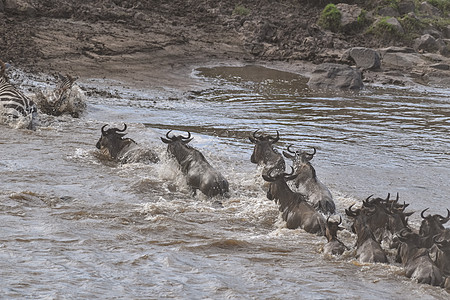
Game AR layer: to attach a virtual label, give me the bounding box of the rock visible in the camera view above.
[382,52,428,68]
[444,25,450,39]
[344,47,381,70]
[335,3,363,32]
[398,1,416,15]
[437,38,449,56]
[385,17,404,34]
[419,1,442,17]
[4,0,37,16]
[414,34,439,53]
[378,6,400,17]
[307,63,363,90]
[378,46,415,56]
[374,17,404,35]
[430,63,450,70]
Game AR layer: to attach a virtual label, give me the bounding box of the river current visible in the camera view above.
[1,64,449,299]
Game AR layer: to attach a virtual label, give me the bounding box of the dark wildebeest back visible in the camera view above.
[396,229,443,286]
[161,130,229,197]
[283,145,335,215]
[96,124,159,164]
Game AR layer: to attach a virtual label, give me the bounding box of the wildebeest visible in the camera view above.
[323,216,348,256]
[96,124,159,164]
[346,202,388,263]
[419,208,450,248]
[282,145,335,214]
[249,129,285,175]
[161,130,229,197]
[262,167,325,234]
[345,194,412,249]
[396,228,443,286]
[430,236,450,279]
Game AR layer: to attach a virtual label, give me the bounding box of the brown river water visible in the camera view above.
[1,65,449,299]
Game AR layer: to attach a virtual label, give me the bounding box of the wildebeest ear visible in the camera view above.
[161,137,171,144]
[282,151,294,159]
[338,226,345,231]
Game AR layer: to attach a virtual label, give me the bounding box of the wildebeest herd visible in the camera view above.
[1,61,450,292]
[95,124,450,291]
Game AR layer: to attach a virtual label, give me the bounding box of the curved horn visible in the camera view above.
[271,130,280,143]
[181,131,191,140]
[252,129,260,139]
[338,216,342,225]
[165,130,173,139]
[101,124,108,135]
[421,208,430,219]
[363,195,374,207]
[438,209,450,224]
[284,166,298,181]
[116,123,127,132]
[345,204,359,217]
[398,227,411,239]
[305,147,316,161]
[287,144,296,154]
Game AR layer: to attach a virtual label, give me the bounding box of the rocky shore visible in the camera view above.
[1,0,450,90]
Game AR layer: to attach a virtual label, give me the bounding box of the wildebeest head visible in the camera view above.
[283,144,316,164]
[160,130,193,160]
[419,208,450,238]
[96,124,133,159]
[249,129,281,164]
[283,145,317,177]
[325,216,344,242]
[262,166,298,201]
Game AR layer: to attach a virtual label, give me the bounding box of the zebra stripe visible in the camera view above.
[0,62,37,127]
[53,74,77,107]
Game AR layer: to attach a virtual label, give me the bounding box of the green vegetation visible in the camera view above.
[318,4,341,32]
[367,17,402,40]
[426,0,450,15]
[357,9,370,27]
[233,4,250,16]
[384,0,400,10]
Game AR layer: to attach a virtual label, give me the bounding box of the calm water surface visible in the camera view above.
[1,65,449,299]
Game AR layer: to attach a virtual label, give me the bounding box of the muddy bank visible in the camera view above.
[1,0,450,89]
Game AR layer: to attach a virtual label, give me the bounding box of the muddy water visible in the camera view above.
[1,65,449,299]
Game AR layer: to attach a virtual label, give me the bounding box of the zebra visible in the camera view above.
[0,60,37,129]
[34,73,86,118]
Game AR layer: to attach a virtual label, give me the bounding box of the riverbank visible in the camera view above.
[1,0,450,91]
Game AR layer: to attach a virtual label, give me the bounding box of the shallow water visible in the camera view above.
[1,64,449,299]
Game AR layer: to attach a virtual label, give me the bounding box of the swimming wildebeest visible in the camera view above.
[396,228,443,286]
[262,166,325,235]
[419,208,450,248]
[323,216,348,256]
[161,130,229,198]
[282,145,335,214]
[346,202,388,263]
[249,129,285,175]
[96,124,159,164]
